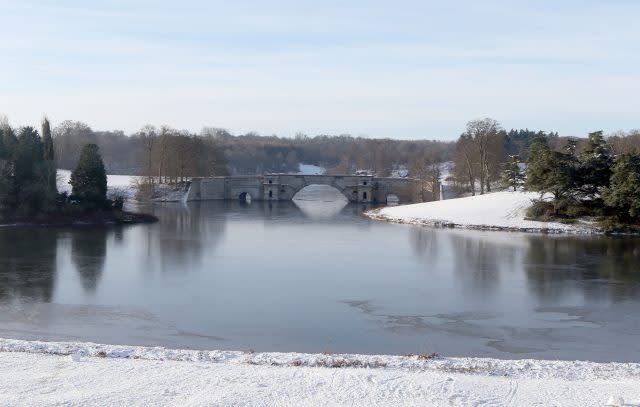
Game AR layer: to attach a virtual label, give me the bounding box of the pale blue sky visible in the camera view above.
[1,0,638,139]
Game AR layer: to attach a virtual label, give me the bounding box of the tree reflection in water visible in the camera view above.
[525,235,640,301]
[0,228,58,302]
[71,229,108,293]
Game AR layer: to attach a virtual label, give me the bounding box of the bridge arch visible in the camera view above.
[238,192,252,202]
[291,183,350,202]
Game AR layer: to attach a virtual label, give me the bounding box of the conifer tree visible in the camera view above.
[14,127,44,184]
[524,135,552,195]
[41,117,57,193]
[578,131,612,200]
[604,153,640,221]
[501,154,524,191]
[70,144,107,206]
[525,134,575,213]
[42,117,54,161]
[0,129,6,160]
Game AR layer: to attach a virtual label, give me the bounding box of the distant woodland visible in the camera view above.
[8,119,639,199]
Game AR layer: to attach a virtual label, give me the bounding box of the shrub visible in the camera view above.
[525,200,554,221]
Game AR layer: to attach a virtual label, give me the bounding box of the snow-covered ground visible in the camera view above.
[57,169,139,199]
[297,164,326,175]
[0,338,638,406]
[368,191,600,234]
[57,170,187,202]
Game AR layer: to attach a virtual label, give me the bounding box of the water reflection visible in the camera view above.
[525,236,640,301]
[132,201,230,274]
[1,202,640,360]
[0,229,58,302]
[71,229,108,293]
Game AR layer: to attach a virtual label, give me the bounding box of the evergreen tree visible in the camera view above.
[0,129,6,160]
[0,125,17,157]
[14,127,44,184]
[578,131,612,199]
[70,144,107,205]
[41,117,57,193]
[42,117,54,161]
[524,135,552,195]
[603,153,640,221]
[525,134,575,213]
[501,154,524,191]
[5,127,51,215]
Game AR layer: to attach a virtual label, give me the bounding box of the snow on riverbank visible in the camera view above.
[0,338,638,406]
[57,169,139,198]
[368,191,601,234]
[57,170,187,202]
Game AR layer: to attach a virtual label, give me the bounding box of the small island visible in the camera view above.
[0,118,156,227]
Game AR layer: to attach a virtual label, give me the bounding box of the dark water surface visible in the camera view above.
[1,199,640,362]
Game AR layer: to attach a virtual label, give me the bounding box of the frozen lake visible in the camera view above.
[1,197,640,362]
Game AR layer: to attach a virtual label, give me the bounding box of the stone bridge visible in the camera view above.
[185,174,423,204]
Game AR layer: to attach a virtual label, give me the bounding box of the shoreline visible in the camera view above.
[2,337,639,379]
[1,338,638,406]
[366,208,603,235]
[366,191,603,235]
[0,210,158,228]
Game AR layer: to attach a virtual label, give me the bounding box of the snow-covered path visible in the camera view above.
[1,339,639,406]
[368,191,600,234]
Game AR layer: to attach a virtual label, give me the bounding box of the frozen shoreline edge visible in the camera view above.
[1,337,639,380]
[365,208,603,235]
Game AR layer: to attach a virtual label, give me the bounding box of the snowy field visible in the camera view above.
[57,169,139,198]
[0,338,638,406]
[368,191,601,234]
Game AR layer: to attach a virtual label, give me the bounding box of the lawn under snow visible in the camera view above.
[0,338,638,406]
[368,191,600,234]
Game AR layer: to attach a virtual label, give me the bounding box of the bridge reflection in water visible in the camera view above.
[292,184,349,219]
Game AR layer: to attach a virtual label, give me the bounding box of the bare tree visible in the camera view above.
[138,125,157,183]
[465,118,501,195]
[454,134,478,195]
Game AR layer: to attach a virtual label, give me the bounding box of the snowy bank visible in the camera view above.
[57,169,139,199]
[0,338,638,406]
[367,191,601,234]
[57,169,188,202]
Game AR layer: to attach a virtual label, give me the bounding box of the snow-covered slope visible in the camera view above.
[368,191,600,234]
[0,338,638,406]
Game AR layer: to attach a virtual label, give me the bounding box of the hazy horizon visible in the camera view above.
[1,0,638,140]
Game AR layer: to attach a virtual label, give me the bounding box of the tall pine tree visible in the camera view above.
[41,117,57,194]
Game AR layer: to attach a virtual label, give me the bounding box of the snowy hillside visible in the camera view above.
[368,191,600,234]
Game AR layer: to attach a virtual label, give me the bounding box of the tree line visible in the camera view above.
[50,121,456,178]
